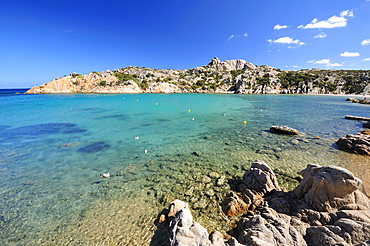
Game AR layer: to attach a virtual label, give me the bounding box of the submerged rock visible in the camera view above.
[336,133,370,155]
[270,125,299,135]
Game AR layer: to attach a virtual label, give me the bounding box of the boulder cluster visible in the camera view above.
[337,121,370,156]
[151,160,370,246]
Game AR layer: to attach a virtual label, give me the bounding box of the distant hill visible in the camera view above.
[25,57,370,95]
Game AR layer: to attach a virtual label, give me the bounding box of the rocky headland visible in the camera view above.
[25,57,370,95]
[151,160,370,246]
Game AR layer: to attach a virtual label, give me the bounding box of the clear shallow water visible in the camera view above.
[1,91,370,245]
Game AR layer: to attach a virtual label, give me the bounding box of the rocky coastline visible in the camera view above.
[151,160,370,246]
[148,123,370,246]
[25,57,370,95]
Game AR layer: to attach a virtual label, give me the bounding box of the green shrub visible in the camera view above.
[114,73,139,83]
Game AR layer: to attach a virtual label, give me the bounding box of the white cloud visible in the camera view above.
[267,37,305,46]
[362,39,370,46]
[314,32,327,38]
[228,34,237,41]
[326,63,343,67]
[315,59,330,64]
[298,10,353,29]
[228,33,249,40]
[309,59,343,66]
[292,65,299,68]
[340,10,354,17]
[274,24,289,30]
[363,58,370,61]
[340,51,360,57]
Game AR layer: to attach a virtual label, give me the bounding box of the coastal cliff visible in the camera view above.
[25,57,370,95]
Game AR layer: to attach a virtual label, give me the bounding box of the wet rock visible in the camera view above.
[216,176,226,186]
[192,151,202,157]
[209,172,221,179]
[270,125,299,135]
[364,121,370,128]
[291,139,300,145]
[222,192,249,217]
[202,176,212,184]
[336,133,370,155]
[77,141,110,153]
[205,189,215,197]
[59,141,81,149]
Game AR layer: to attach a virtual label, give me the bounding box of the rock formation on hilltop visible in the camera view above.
[25,58,370,95]
[151,160,370,246]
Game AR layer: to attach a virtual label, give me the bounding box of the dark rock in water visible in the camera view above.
[192,151,202,157]
[93,114,127,120]
[152,160,370,246]
[346,97,356,101]
[270,125,299,135]
[345,115,370,121]
[346,98,370,104]
[77,141,110,153]
[364,121,370,128]
[337,133,370,155]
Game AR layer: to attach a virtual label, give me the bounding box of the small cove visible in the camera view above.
[0,92,369,245]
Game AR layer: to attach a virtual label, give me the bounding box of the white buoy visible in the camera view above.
[192,118,195,120]
[134,136,139,140]
[144,149,148,153]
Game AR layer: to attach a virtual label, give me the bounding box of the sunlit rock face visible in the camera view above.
[152,161,370,246]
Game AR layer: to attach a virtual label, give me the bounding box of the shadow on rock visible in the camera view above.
[151,160,370,246]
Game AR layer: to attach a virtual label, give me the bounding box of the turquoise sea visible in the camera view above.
[1,90,370,245]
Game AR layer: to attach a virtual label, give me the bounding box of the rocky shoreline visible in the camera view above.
[151,161,370,246]
[148,124,370,246]
[25,57,370,95]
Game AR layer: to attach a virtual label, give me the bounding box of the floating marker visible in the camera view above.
[243,121,247,124]
[156,103,158,105]
[136,100,139,101]
[122,97,125,99]
[100,173,110,178]
[192,118,195,120]
[133,136,139,140]
[222,113,225,116]
[144,149,148,153]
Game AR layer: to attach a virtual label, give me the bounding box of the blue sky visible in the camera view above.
[1,0,370,88]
